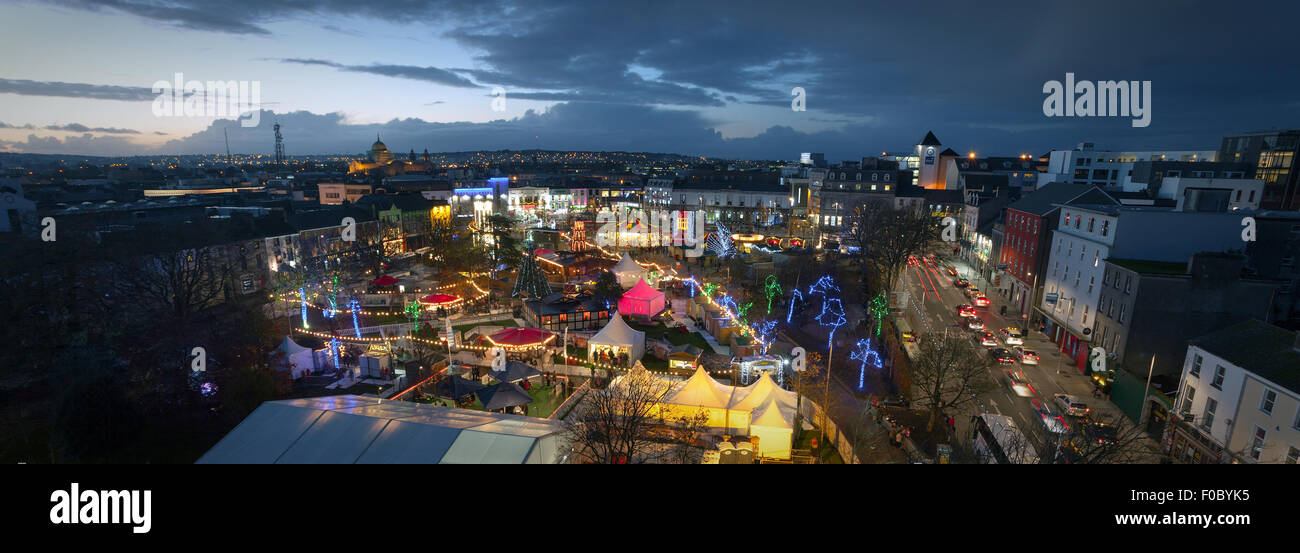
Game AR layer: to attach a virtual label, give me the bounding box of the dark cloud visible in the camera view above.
[45,123,140,134]
[0,133,143,156]
[21,1,1300,157]
[0,122,36,129]
[0,78,156,101]
[278,58,481,88]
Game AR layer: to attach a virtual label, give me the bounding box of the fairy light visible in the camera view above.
[764,274,781,315]
[300,286,309,329]
[349,299,361,338]
[816,296,847,350]
[786,288,803,325]
[850,338,883,390]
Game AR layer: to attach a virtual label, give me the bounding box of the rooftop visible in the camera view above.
[1106,258,1187,276]
[1190,320,1300,395]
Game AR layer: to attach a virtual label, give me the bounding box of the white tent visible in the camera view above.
[611,253,647,288]
[745,394,796,460]
[730,372,797,412]
[276,335,317,379]
[587,312,645,366]
[659,367,748,432]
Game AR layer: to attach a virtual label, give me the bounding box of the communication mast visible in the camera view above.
[273,122,286,166]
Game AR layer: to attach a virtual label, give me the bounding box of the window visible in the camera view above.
[1287,446,1299,465]
[1182,385,1196,413]
[1088,218,1095,232]
[1211,365,1225,390]
[1261,389,1277,414]
[1251,427,1267,461]
[1202,398,1217,430]
[1118,303,1125,324]
[1124,275,1132,293]
[1101,220,1109,236]
[1190,354,1202,378]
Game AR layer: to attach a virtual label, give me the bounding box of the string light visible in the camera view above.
[764,274,782,315]
[816,296,847,350]
[349,299,361,338]
[786,288,803,325]
[850,338,883,390]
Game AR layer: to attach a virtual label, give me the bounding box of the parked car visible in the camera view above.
[976,332,998,347]
[953,277,969,288]
[1053,393,1091,417]
[957,304,976,318]
[964,287,981,298]
[1004,369,1034,397]
[999,327,1025,345]
[990,348,1017,365]
[966,317,985,331]
[1013,346,1039,365]
[1032,398,1070,434]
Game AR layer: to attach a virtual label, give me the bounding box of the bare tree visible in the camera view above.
[909,331,994,432]
[851,202,940,294]
[562,367,668,464]
[665,410,712,464]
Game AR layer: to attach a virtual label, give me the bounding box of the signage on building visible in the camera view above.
[1045,292,1059,304]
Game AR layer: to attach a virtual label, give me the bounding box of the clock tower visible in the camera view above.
[915,131,942,189]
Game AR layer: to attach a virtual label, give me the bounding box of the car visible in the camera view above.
[956,304,976,318]
[1032,398,1070,434]
[1004,369,1034,397]
[999,327,1025,345]
[973,294,991,307]
[964,286,981,298]
[966,317,985,331]
[976,332,998,347]
[1053,393,1091,417]
[990,348,1017,365]
[953,277,969,288]
[1081,420,1119,445]
[946,266,958,276]
[1013,346,1039,365]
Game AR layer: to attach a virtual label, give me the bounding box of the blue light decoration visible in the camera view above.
[300,286,309,329]
[754,319,778,354]
[718,296,739,318]
[786,288,803,325]
[816,297,847,350]
[330,336,340,370]
[686,276,696,297]
[349,299,361,338]
[808,275,841,296]
[850,338,884,390]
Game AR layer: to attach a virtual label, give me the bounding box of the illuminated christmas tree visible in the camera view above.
[512,247,551,298]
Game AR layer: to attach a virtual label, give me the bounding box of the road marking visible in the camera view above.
[991,403,1001,415]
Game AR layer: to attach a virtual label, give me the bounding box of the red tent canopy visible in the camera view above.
[419,293,462,305]
[486,327,556,348]
[534,248,555,256]
[371,275,400,286]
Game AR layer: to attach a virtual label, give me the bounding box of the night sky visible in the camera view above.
[1,0,1297,160]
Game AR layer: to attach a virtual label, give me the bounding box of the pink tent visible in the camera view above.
[618,278,665,318]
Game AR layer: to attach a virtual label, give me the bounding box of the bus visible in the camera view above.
[971,414,1039,464]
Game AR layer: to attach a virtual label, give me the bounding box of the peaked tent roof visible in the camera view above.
[730,372,797,412]
[611,253,643,274]
[919,131,942,146]
[278,335,312,355]
[588,312,645,346]
[665,367,734,408]
[490,360,542,384]
[748,394,796,429]
[622,278,664,301]
[477,382,534,411]
[435,375,485,399]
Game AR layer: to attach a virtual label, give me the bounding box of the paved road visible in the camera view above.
[899,252,1152,458]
